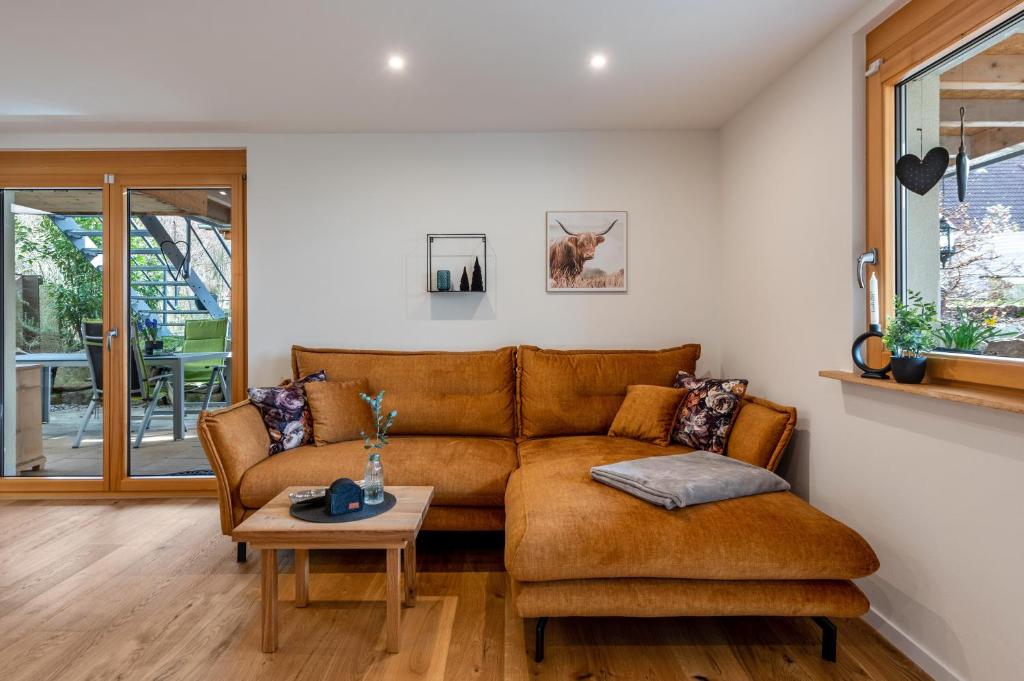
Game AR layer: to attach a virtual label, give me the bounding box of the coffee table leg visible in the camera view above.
[262,549,278,653]
[295,549,309,607]
[403,541,416,607]
[386,547,401,653]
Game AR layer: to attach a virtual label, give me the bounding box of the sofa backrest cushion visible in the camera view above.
[726,395,797,471]
[291,346,517,438]
[518,344,701,438]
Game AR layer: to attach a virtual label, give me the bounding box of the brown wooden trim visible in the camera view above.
[0,477,106,493]
[864,0,1024,385]
[0,149,245,178]
[820,369,1024,414]
[0,489,216,499]
[924,352,1024,389]
[106,179,127,490]
[231,174,248,403]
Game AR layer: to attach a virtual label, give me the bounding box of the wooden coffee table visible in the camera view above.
[232,485,434,654]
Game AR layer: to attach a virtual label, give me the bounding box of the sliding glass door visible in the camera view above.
[0,150,246,494]
[2,189,106,478]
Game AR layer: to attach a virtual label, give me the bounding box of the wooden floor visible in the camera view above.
[0,498,932,681]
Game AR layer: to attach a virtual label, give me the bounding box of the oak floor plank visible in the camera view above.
[0,499,933,681]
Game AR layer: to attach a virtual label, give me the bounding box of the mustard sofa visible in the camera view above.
[198,344,878,663]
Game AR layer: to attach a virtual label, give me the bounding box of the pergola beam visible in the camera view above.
[939,98,1024,127]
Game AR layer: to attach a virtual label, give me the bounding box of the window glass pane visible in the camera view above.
[126,189,231,477]
[897,16,1024,359]
[3,189,104,477]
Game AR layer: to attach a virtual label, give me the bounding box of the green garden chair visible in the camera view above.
[182,318,229,409]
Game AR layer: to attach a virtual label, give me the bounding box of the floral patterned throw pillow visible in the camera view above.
[248,370,326,455]
[671,372,748,454]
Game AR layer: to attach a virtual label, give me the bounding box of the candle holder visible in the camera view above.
[851,324,891,379]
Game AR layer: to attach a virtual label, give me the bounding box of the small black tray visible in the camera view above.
[289,491,397,523]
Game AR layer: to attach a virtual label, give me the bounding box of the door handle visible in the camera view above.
[107,328,119,351]
[856,248,878,289]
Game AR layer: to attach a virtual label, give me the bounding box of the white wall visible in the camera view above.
[0,131,721,384]
[247,132,720,382]
[719,3,1024,680]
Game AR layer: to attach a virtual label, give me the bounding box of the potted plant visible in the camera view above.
[934,311,1017,354]
[359,391,397,505]
[136,316,162,355]
[882,291,938,384]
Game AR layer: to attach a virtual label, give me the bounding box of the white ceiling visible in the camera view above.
[0,0,863,133]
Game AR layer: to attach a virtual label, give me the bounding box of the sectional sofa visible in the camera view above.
[198,344,879,662]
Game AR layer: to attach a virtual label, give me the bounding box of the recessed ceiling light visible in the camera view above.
[589,53,608,70]
[387,54,406,72]
[218,190,227,196]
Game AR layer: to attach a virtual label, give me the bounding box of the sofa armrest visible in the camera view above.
[198,400,270,535]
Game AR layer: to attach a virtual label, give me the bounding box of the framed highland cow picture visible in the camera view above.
[546,210,627,292]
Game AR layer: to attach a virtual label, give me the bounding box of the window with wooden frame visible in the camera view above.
[865,0,1024,397]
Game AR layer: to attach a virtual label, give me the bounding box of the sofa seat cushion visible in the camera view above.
[517,434,692,467]
[504,443,879,582]
[239,436,517,508]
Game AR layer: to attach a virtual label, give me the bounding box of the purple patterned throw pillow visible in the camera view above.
[248,370,326,455]
[671,372,748,454]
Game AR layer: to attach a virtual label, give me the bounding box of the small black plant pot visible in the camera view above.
[144,340,164,356]
[891,356,927,384]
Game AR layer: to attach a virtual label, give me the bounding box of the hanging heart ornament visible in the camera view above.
[896,147,949,196]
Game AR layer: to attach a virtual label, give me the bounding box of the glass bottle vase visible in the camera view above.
[363,452,384,505]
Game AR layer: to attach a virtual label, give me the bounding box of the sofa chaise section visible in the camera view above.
[507,345,878,663]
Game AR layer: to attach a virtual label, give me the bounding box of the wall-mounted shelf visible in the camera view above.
[819,370,1024,415]
[427,234,487,293]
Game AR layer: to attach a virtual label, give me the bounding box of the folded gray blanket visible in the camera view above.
[591,451,790,510]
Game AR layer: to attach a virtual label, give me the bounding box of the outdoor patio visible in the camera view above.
[21,404,212,478]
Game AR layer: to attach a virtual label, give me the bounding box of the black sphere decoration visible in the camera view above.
[895,147,949,196]
[470,257,484,291]
[459,266,470,291]
[851,324,891,379]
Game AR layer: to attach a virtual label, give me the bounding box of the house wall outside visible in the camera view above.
[719,1,1024,679]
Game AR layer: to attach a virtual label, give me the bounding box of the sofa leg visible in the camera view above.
[534,617,548,662]
[813,616,837,662]
[236,542,247,563]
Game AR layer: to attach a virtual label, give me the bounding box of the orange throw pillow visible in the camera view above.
[607,385,688,446]
[304,379,372,446]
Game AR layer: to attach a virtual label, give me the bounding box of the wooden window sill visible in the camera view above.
[819,370,1024,415]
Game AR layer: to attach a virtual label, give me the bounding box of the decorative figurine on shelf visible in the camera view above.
[470,257,484,291]
[359,390,397,505]
[459,266,470,291]
[436,269,451,291]
[326,478,363,515]
[851,272,892,379]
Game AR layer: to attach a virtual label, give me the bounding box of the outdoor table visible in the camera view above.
[14,351,231,441]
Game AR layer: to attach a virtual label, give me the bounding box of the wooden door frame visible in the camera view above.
[865,0,1024,390]
[0,150,246,496]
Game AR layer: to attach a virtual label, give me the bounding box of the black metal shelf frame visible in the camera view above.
[426,233,487,293]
